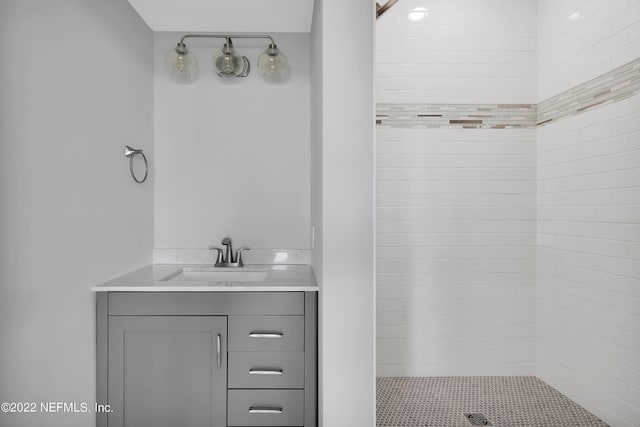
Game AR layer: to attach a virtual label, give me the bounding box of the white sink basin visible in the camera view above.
[162,268,268,283]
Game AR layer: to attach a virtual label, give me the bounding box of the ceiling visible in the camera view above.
[127,0,315,33]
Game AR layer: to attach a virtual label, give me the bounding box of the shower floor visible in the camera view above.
[376,376,608,427]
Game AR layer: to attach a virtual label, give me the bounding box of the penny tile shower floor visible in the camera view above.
[376,376,609,427]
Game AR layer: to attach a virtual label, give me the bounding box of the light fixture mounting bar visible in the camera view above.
[179,34,276,46]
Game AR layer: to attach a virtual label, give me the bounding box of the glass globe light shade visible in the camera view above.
[214,43,244,78]
[164,43,198,83]
[257,44,288,81]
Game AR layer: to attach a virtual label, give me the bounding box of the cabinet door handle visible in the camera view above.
[216,334,221,369]
[249,332,283,338]
[249,407,283,414]
[249,369,283,375]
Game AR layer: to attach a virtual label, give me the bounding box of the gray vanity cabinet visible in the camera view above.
[96,292,317,427]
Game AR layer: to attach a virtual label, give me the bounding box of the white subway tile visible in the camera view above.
[377,271,536,287]
[630,19,640,40]
[582,20,614,50]
[612,0,640,31]
[377,1,538,103]
[377,219,537,234]
[597,93,640,122]
[539,0,640,98]
[613,38,640,66]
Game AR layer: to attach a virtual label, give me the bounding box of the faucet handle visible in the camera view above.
[208,246,224,264]
[235,247,250,267]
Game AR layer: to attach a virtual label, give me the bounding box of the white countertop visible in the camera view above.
[92,264,318,292]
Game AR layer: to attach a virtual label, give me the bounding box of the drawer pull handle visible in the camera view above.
[249,407,283,414]
[216,334,221,369]
[249,369,283,375]
[249,332,283,338]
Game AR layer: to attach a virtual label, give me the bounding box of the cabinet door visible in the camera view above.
[108,316,227,427]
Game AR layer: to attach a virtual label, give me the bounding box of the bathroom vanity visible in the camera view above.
[93,265,318,427]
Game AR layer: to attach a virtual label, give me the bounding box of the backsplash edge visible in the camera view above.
[153,248,312,265]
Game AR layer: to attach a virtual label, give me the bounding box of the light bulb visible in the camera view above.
[257,44,288,81]
[165,42,198,83]
[214,41,244,78]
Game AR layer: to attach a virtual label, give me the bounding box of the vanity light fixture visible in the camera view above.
[165,34,288,83]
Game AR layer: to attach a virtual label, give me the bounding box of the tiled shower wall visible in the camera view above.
[376,0,537,104]
[377,127,537,376]
[376,0,538,376]
[536,1,640,426]
[377,8,640,426]
[536,92,640,427]
[537,0,640,102]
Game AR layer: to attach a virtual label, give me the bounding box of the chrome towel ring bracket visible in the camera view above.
[124,146,148,184]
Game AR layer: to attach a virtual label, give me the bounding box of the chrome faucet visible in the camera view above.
[208,237,249,267]
[221,237,233,265]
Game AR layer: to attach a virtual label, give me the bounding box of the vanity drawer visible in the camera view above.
[228,352,304,389]
[108,292,304,316]
[228,316,304,352]
[227,389,303,426]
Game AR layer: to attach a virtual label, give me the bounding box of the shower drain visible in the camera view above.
[464,413,493,426]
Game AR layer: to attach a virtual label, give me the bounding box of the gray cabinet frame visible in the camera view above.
[96,291,317,427]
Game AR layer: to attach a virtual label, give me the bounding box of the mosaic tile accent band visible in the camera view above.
[377,57,640,129]
[538,57,640,126]
[376,103,537,129]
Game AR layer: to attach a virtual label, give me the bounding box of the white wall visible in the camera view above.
[537,2,640,426]
[312,0,376,425]
[0,1,153,426]
[538,0,640,101]
[153,32,311,250]
[376,0,538,376]
[377,0,537,104]
[311,0,324,283]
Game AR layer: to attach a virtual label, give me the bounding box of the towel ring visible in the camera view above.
[124,146,148,183]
